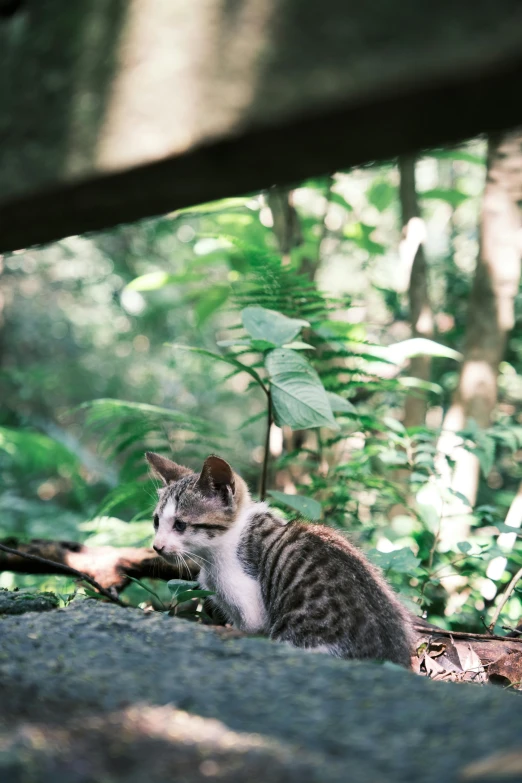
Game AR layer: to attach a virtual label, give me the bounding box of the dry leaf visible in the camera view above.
[488,651,522,689]
[454,641,486,682]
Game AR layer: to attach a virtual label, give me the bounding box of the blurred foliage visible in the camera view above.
[1,138,522,633]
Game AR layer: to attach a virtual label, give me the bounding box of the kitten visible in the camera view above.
[146,451,412,666]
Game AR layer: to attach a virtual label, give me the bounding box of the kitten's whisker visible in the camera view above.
[179,552,191,578]
[185,550,211,567]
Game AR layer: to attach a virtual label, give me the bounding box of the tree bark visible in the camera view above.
[398,155,434,428]
[437,130,522,548]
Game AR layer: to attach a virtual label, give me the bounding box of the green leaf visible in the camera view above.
[420,188,469,208]
[171,344,265,390]
[167,579,200,593]
[251,338,279,352]
[474,436,496,478]
[343,223,385,255]
[267,491,322,521]
[377,448,408,466]
[236,411,266,430]
[367,547,421,573]
[265,349,338,430]
[242,306,309,347]
[282,341,315,351]
[216,339,253,348]
[398,377,442,395]
[329,192,353,211]
[457,542,472,554]
[82,588,105,601]
[383,417,406,435]
[409,471,429,484]
[446,488,472,508]
[325,392,358,414]
[367,180,396,212]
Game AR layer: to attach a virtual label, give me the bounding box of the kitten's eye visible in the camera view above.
[153,514,159,530]
[173,519,187,533]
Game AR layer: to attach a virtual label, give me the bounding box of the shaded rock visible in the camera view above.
[0,601,522,782]
[0,587,59,615]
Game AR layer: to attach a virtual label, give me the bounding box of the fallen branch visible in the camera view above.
[0,542,124,606]
[412,621,522,645]
[0,538,196,591]
[412,619,522,687]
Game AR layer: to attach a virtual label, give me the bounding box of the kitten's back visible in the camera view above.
[239,510,412,666]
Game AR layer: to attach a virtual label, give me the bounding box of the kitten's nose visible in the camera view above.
[153,544,164,554]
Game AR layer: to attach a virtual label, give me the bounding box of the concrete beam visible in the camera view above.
[2,1,522,250]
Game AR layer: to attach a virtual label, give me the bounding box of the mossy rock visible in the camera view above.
[1,601,522,782]
[0,587,59,615]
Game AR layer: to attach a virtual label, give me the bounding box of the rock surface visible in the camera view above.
[0,601,521,782]
[0,587,59,615]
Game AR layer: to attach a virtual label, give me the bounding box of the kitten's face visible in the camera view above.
[146,453,246,564]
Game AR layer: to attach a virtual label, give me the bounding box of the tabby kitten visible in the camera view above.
[147,452,412,666]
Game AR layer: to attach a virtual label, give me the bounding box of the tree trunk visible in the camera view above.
[398,155,434,428]
[437,130,522,549]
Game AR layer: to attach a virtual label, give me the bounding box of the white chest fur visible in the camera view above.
[197,506,268,633]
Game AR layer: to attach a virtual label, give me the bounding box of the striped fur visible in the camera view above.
[146,452,413,666]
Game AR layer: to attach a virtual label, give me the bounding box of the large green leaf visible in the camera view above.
[265,349,337,430]
[242,306,309,347]
[267,490,322,521]
[325,392,358,414]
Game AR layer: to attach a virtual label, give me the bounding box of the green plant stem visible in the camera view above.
[260,390,273,501]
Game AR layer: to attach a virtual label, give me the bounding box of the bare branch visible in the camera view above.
[489,566,522,633]
[0,542,124,606]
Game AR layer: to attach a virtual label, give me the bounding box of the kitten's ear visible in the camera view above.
[197,455,235,497]
[145,452,192,485]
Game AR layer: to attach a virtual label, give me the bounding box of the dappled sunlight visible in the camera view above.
[0,703,303,781]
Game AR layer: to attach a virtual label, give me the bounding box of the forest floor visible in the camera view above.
[1,601,522,782]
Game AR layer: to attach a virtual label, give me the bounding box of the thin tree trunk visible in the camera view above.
[398,155,434,428]
[438,130,522,548]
